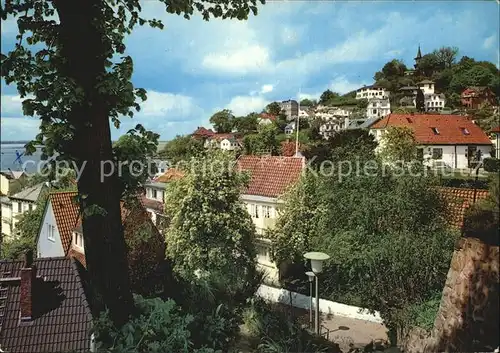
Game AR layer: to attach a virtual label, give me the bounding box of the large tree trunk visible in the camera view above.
[55,0,134,326]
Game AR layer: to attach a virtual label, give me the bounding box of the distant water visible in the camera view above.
[0,142,42,174]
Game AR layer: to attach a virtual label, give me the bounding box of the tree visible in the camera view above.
[209,109,235,133]
[379,126,417,163]
[159,135,204,165]
[113,132,159,195]
[319,89,339,104]
[300,98,317,107]
[433,46,458,69]
[416,88,425,112]
[270,157,458,336]
[1,0,263,326]
[243,123,280,155]
[234,113,259,134]
[163,151,256,286]
[356,98,369,109]
[416,53,442,77]
[265,102,282,116]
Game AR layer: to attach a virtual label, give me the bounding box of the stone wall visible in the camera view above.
[401,237,499,352]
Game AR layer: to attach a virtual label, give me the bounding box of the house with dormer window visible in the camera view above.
[370,114,493,169]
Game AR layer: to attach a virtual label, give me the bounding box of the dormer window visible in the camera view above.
[461,128,470,135]
[431,127,440,135]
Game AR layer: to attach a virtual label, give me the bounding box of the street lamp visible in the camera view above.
[305,271,315,329]
[304,252,330,335]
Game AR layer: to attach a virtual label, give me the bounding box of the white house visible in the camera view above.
[366,98,391,120]
[0,170,26,196]
[491,126,500,158]
[141,168,183,226]
[237,155,305,283]
[400,81,446,112]
[356,85,389,100]
[36,191,157,266]
[284,122,296,135]
[258,113,276,125]
[319,120,342,139]
[370,114,493,169]
[1,182,46,239]
[204,133,240,151]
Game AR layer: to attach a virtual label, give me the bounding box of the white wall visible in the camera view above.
[37,201,65,258]
[1,202,12,238]
[256,284,383,323]
[422,144,492,169]
[146,186,164,202]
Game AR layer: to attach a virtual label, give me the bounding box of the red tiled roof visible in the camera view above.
[48,192,80,255]
[0,257,93,352]
[371,114,492,145]
[210,133,236,141]
[154,168,184,183]
[139,194,164,213]
[260,113,277,121]
[437,187,489,228]
[237,155,305,198]
[192,126,215,137]
[491,126,500,133]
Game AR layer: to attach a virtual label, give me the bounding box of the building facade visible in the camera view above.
[366,99,391,119]
[461,87,497,109]
[356,86,389,100]
[237,155,305,283]
[279,100,299,120]
[370,114,493,169]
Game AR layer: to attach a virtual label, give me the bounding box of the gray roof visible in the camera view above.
[358,117,382,129]
[418,80,434,84]
[1,195,12,205]
[400,86,418,91]
[10,183,45,202]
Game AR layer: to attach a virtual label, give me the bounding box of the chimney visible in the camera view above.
[20,250,36,322]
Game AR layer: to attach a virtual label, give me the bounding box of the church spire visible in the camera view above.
[415,44,422,61]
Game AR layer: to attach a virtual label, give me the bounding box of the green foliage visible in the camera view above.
[243,124,280,155]
[270,156,458,334]
[1,0,264,325]
[415,88,425,112]
[463,176,499,245]
[209,109,235,133]
[408,292,442,331]
[299,98,317,107]
[303,129,378,167]
[234,113,259,134]
[163,151,257,285]
[113,131,159,195]
[469,106,500,132]
[483,157,500,172]
[159,135,205,165]
[93,295,219,353]
[374,47,499,109]
[242,298,340,353]
[319,90,339,104]
[265,102,282,116]
[379,126,417,163]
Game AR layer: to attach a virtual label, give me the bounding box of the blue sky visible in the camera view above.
[1,1,499,141]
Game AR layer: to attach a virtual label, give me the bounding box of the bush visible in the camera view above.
[93,295,221,353]
[242,298,341,353]
[483,157,500,172]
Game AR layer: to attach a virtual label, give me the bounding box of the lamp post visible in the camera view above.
[304,252,330,336]
[305,271,315,329]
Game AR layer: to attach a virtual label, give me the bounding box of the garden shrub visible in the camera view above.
[483,157,500,173]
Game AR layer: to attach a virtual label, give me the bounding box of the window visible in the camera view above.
[428,84,432,89]
[73,232,78,246]
[461,128,470,135]
[152,189,157,199]
[432,148,443,160]
[263,205,271,218]
[28,204,33,212]
[47,223,55,241]
[253,204,259,218]
[431,127,440,135]
[79,234,84,248]
[17,203,21,213]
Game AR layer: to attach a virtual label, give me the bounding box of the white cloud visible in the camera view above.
[281,26,302,45]
[260,84,274,94]
[201,45,271,75]
[483,34,496,49]
[139,90,199,120]
[329,76,367,95]
[226,96,270,116]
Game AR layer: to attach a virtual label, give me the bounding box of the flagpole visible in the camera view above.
[295,89,300,156]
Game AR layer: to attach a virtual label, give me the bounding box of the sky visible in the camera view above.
[1,1,499,142]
